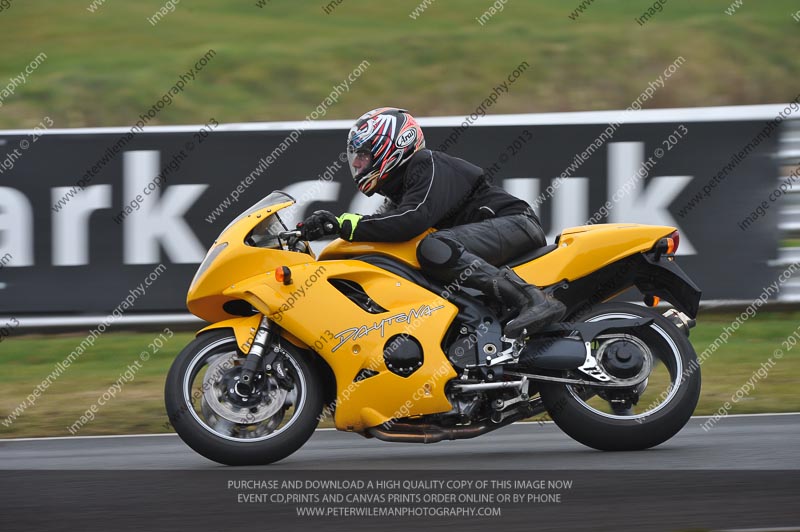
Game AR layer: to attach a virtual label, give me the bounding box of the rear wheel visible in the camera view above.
[164,330,323,465]
[538,302,700,451]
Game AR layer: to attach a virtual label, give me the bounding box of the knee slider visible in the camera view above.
[417,234,463,269]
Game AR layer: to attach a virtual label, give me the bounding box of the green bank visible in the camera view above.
[1,310,798,438]
[1,1,798,129]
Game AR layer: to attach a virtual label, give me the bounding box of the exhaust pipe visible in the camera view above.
[368,422,496,444]
[515,337,587,370]
[366,403,542,444]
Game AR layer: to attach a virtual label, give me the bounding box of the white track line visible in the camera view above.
[2,412,797,443]
[0,104,789,136]
[712,528,800,532]
[690,412,800,419]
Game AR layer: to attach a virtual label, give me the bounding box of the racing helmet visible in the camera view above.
[346,107,425,196]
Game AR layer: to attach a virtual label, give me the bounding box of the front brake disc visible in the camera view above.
[202,353,288,424]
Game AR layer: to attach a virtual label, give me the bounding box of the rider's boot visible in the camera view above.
[464,263,567,338]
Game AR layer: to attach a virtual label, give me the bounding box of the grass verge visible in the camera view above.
[1,1,799,129]
[1,310,798,438]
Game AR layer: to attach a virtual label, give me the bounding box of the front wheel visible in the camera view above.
[164,329,323,465]
[539,302,701,451]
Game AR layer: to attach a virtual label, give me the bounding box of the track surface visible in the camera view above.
[2,415,798,532]
[1,414,798,470]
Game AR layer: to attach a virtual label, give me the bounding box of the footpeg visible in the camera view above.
[663,308,695,336]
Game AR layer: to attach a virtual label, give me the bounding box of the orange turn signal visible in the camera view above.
[644,294,660,307]
[654,231,680,260]
[275,266,292,285]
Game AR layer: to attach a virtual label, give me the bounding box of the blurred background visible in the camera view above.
[0,2,797,127]
[1,0,798,437]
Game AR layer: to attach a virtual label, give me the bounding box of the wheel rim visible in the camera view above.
[182,336,307,442]
[566,312,684,421]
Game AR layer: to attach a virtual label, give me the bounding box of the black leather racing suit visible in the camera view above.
[339,148,547,292]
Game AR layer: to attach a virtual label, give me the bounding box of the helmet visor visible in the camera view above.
[346,147,374,178]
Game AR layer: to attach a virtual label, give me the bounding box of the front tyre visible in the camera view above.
[539,302,701,451]
[164,330,323,465]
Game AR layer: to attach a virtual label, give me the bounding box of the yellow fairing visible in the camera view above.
[187,200,312,323]
[220,260,458,432]
[197,315,309,351]
[318,229,435,269]
[513,224,675,285]
[198,315,262,352]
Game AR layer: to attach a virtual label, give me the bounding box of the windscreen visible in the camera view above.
[218,190,296,236]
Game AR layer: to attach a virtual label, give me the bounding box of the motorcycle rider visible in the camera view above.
[298,107,565,338]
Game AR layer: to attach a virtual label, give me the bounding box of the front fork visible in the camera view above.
[235,316,291,397]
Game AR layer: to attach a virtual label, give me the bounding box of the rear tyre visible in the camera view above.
[538,302,700,451]
[164,330,323,465]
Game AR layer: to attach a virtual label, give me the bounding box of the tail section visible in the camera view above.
[513,224,674,287]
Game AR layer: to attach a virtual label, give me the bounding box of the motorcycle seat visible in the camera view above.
[503,244,558,268]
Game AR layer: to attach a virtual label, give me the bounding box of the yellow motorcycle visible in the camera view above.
[165,190,701,465]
